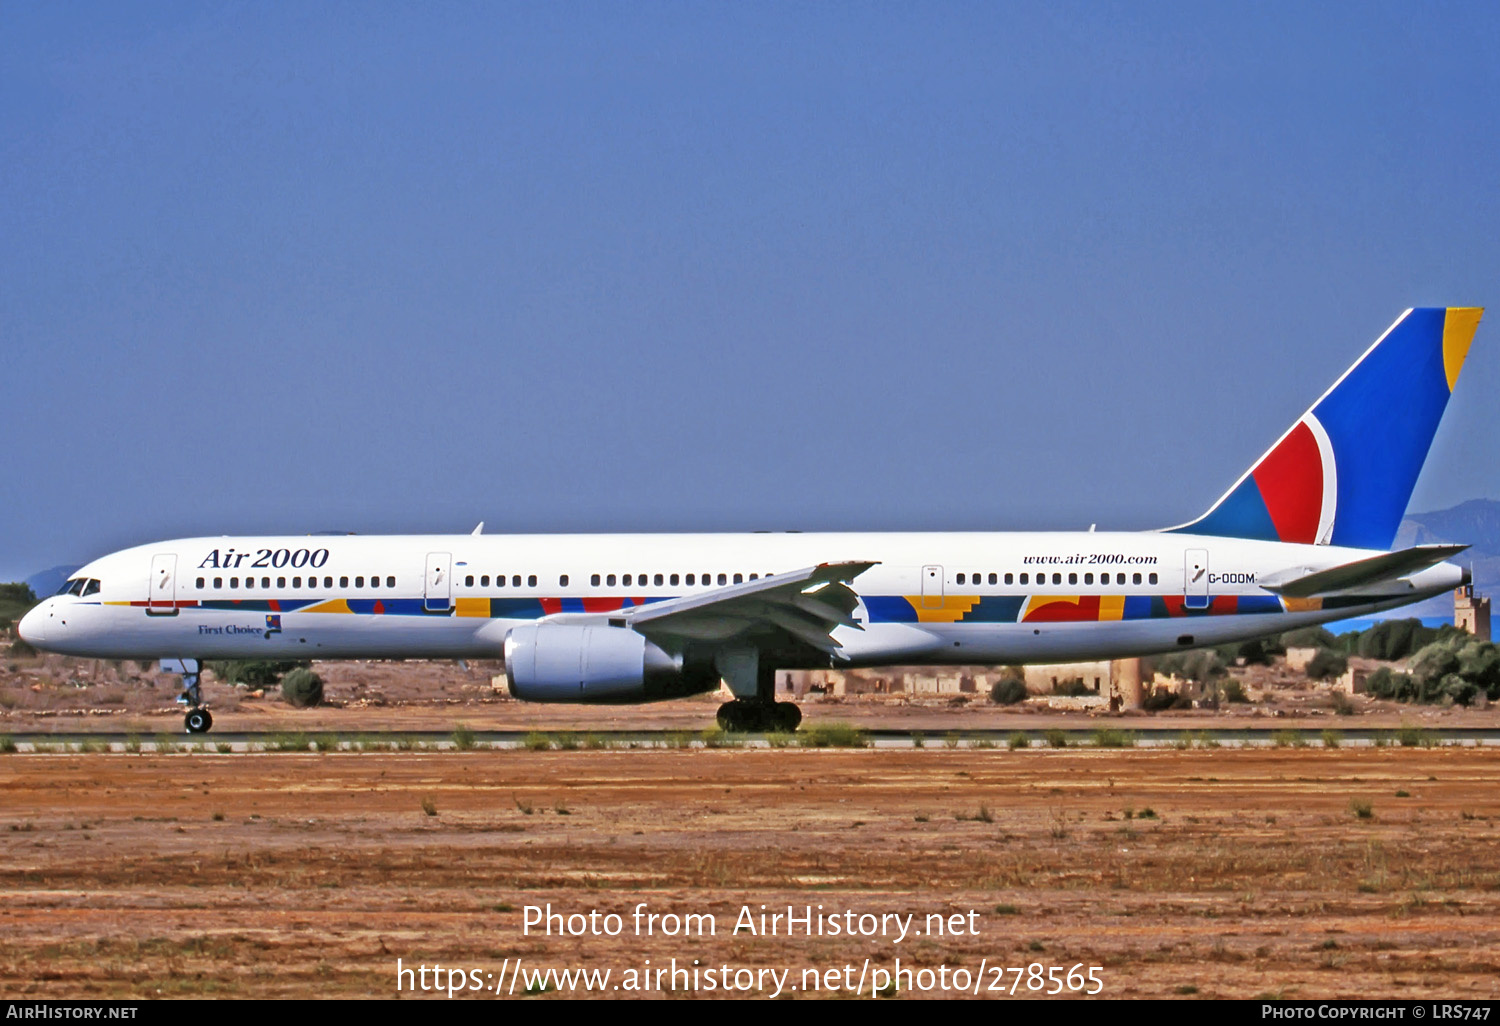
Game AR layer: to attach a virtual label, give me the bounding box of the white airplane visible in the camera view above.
[19,307,1484,734]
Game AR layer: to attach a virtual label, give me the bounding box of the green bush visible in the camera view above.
[1305,647,1348,681]
[1007,731,1030,750]
[797,723,869,748]
[1222,678,1249,703]
[1281,626,1338,650]
[210,660,310,687]
[1044,728,1068,749]
[989,677,1028,705]
[280,668,324,708]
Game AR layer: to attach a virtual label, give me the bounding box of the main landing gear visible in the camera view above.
[717,699,802,733]
[163,658,213,734]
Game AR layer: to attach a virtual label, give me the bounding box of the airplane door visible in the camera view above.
[424,552,453,613]
[921,565,944,609]
[147,553,178,616]
[1185,549,1210,610]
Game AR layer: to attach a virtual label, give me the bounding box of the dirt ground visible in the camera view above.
[2,746,1498,1000]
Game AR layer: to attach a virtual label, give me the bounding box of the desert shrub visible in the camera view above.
[1456,640,1500,698]
[1305,647,1348,681]
[1356,619,1431,662]
[1153,649,1226,683]
[1222,678,1249,703]
[797,723,868,748]
[1367,666,1416,701]
[451,723,476,751]
[1142,688,1179,711]
[1044,728,1068,748]
[210,660,310,687]
[989,677,1028,705]
[9,639,36,658]
[280,668,324,708]
[1281,626,1338,650]
[1055,678,1093,697]
[1091,728,1134,748]
[1235,639,1272,666]
[1007,731,1030,750]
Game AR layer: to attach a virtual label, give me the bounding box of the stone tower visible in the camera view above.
[1455,584,1491,641]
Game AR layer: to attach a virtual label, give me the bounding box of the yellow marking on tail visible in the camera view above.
[1444,307,1483,392]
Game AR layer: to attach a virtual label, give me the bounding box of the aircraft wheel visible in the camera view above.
[717,701,747,732]
[773,702,802,732]
[184,708,213,734]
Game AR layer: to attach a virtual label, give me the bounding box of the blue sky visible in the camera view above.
[2,2,1497,581]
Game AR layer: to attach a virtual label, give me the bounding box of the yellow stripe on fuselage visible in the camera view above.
[903,595,980,623]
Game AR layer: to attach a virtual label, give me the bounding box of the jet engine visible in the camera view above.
[503,624,686,702]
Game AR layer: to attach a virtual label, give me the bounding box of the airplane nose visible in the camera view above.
[17,604,47,646]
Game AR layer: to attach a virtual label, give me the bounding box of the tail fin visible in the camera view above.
[1165,307,1483,549]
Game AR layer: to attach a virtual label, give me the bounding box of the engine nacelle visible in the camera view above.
[503,624,683,703]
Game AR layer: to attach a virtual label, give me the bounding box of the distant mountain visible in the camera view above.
[1396,498,1500,557]
[24,564,79,599]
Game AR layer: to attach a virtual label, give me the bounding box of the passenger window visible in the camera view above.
[1084,573,1093,585]
[607,574,616,587]
[1019,573,1028,585]
[1149,572,1158,585]
[1132,572,1141,585]
[357,576,366,588]
[277,577,286,588]
[246,577,255,589]
[560,575,569,587]
[324,576,333,588]
[261,577,269,588]
[481,575,490,587]
[623,574,632,587]
[654,574,663,586]
[956,573,965,585]
[387,576,395,588]
[464,575,473,587]
[733,573,743,584]
[527,575,537,587]
[230,578,239,589]
[749,573,758,581]
[292,577,301,588]
[686,574,695,585]
[718,573,727,585]
[1052,573,1062,585]
[214,577,223,588]
[1004,573,1013,585]
[989,573,997,585]
[1069,572,1078,585]
[670,573,680,586]
[512,575,521,588]
[340,576,349,588]
[591,574,600,586]
[196,577,205,589]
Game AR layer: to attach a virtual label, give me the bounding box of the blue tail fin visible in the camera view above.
[1166,307,1483,549]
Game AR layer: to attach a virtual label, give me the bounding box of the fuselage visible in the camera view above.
[18,529,1464,673]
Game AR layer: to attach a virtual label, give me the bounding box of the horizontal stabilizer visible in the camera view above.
[1260,544,1468,599]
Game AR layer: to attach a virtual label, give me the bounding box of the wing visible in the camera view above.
[1259,543,1468,599]
[551,561,878,659]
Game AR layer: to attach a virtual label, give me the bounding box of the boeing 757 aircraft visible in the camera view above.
[18,308,1484,733]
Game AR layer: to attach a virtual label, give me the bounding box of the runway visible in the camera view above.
[3,725,1499,750]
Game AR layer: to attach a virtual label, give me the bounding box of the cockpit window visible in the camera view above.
[81,579,100,597]
[56,579,79,596]
[57,578,101,597]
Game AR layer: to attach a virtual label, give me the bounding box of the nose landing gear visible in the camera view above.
[162,658,213,734]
